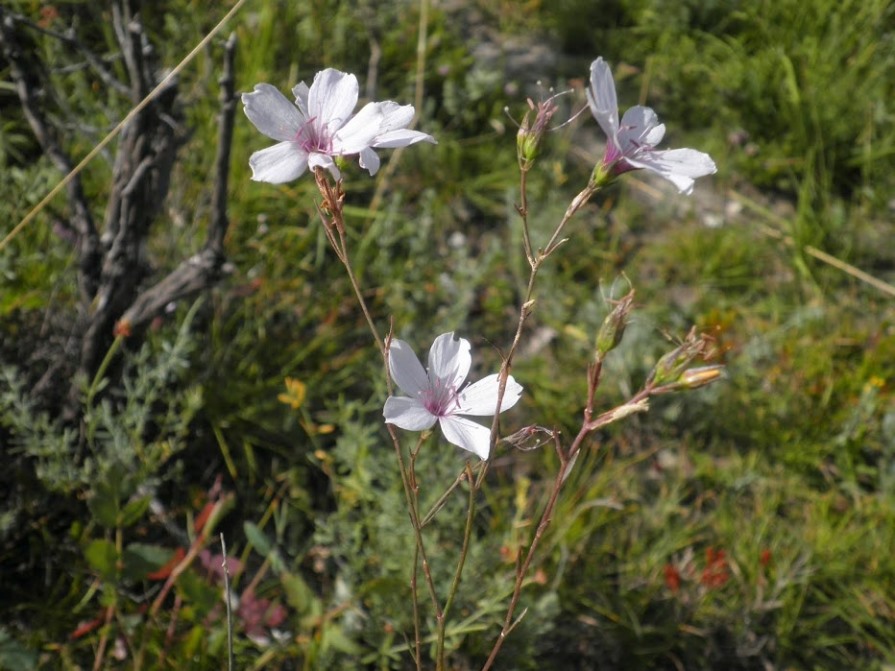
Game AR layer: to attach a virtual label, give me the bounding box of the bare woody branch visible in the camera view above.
[118,32,238,332]
[5,2,237,418]
[73,0,181,405]
[0,7,102,302]
[0,8,129,96]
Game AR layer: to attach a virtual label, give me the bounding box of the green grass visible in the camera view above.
[2,0,895,668]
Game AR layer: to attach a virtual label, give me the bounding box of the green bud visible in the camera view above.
[595,290,635,359]
[653,365,726,393]
[678,365,725,389]
[516,97,558,171]
[647,328,718,388]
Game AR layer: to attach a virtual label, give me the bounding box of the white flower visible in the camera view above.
[242,68,435,183]
[586,57,716,195]
[383,332,523,460]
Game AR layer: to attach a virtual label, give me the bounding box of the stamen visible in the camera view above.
[421,377,459,417]
[295,116,333,154]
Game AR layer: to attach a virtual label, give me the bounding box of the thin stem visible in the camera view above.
[86,335,124,406]
[541,183,598,259]
[480,179,601,668]
[312,169,392,392]
[481,432,573,670]
[92,605,114,671]
[483,368,658,668]
[435,462,476,666]
[335,230,383,350]
[517,168,533,265]
[221,533,234,671]
[421,466,470,528]
[312,169,443,666]
[386,425,443,623]
[584,358,603,425]
[488,182,600,453]
[411,543,422,671]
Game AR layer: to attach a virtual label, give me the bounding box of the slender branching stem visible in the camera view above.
[488,181,600,454]
[312,169,448,666]
[541,183,599,259]
[221,533,234,671]
[481,431,572,670]
[383,399,441,627]
[483,366,657,667]
[480,178,601,668]
[335,225,383,350]
[313,169,384,354]
[411,543,422,671]
[518,167,534,265]
[435,462,476,666]
[421,466,470,528]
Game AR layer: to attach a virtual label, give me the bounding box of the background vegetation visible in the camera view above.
[2,0,894,668]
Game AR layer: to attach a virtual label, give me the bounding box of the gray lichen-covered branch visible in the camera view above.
[0,6,102,303]
[1,2,236,419]
[118,32,238,332]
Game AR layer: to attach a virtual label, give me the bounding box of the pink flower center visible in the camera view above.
[295,117,333,155]
[603,129,650,176]
[420,377,459,417]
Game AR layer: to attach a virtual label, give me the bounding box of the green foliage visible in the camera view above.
[546,0,895,258]
[2,302,202,495]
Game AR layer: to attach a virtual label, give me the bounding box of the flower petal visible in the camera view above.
[457,374,523,416]
[388,338,430,396]
[248,142,309,183]
[292,81,310,117]
[384,396,437,431]
[372,129,436,149]
[358,147,381,176]
[427,333,471,391]
[587,58,620,141]
[618,106,665,149]
[333,102,386,156]
[242,84,304,142]
[307,152,340,180]
[439,415,492,460]
[377,101,415,131]
[308,69,359,135]
[628,148,717,195]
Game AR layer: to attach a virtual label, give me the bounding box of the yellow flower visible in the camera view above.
[278,377,307,410]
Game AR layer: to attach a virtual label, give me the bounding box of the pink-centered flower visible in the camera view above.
[383,332,523,460]
[586,57,716,194]
[242,68,435,183]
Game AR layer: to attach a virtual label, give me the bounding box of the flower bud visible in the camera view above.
[678,365,725,390]
[649,345,692,387]
[516,97,558,170]
[595,290,635,359]
[501,425,556,451]
[516,109,535,168]
[653,365,726,393]
[647,328,719,389]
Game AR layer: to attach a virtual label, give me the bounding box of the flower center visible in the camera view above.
[295,116,333,154]
[602,141,623,167]
[420,377,459,417]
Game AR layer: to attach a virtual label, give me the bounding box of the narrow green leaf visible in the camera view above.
[243,521,272,557]
[119,495,151,528]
